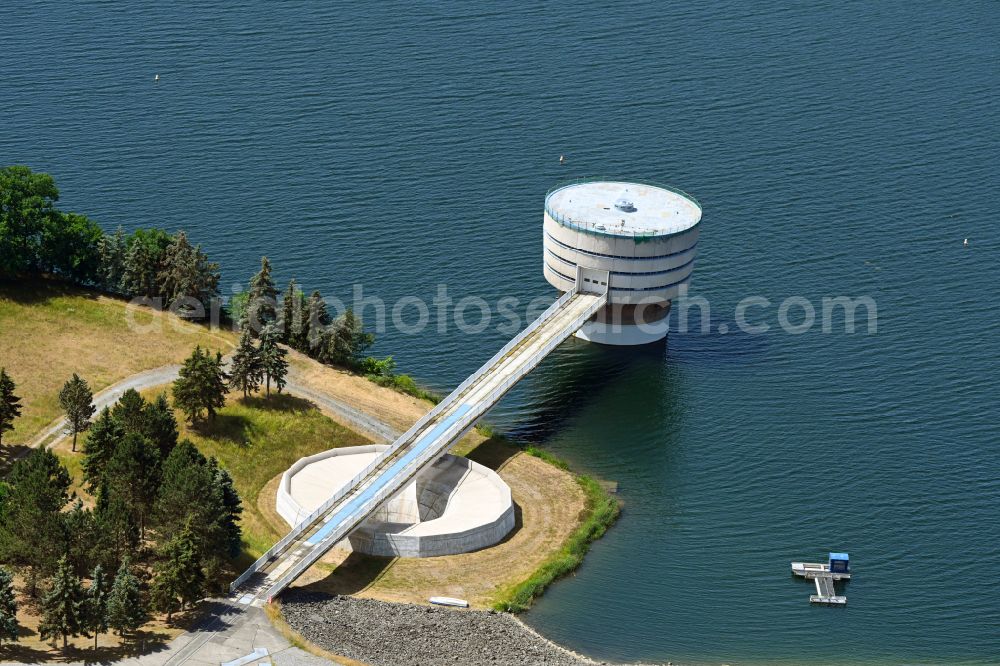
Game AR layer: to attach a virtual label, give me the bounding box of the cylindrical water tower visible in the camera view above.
[543,179,702,345]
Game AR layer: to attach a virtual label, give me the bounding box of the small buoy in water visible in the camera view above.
[963,238,969,246]
[559,155,565,164]
[154,74,160,82]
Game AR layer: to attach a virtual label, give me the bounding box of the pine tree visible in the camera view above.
[104,433,161,540]
[85,564,109,650]
[39,556,85,648]
[1,449,70,595]
[245,256,278,336]
[62,500,96,576]
[111,388,147,434]
[228,329,262,398]
[0,567,18,647]
[305,290,331,355]
[143,393,179,460]
[120,228,172,300]
[279,279,309,350]
[151,521,204,623]
[106,558,146,643]
[158,230,220,316]
[59,373,95,452]
[209,458,243,558]
[172,347,229,423]
[258,323,288,395]
[96,226,127,293]
[0,368,22,446]
[82,407,123,492]
[154,442,233,565]
[94,481,139,569]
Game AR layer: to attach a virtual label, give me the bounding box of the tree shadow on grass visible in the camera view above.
[465,435,523,473]
[294,552,396,598]
[0,443,32,475]
[0,277,102,307]
[191,413,253,447]
[1,624,174,664]
[239,393,316,414]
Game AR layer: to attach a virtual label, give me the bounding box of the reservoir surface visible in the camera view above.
[2,2,998,663]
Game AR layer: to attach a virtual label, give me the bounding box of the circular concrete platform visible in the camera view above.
[276,445,515,558]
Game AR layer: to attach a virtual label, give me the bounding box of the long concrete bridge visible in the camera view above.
[230,276,608,605]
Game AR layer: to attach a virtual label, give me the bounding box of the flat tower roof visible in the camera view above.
[546,180,701,237]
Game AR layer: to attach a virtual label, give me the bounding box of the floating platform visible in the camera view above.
[792,553,850,605]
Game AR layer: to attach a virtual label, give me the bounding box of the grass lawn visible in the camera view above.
[0,278,236,452]
[172,392,371,561]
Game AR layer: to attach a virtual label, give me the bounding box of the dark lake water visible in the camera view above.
[3,2,998,663]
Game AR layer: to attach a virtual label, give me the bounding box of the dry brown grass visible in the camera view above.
[264,441,586,608]
[0,279,236,449]
[3,573,191,663]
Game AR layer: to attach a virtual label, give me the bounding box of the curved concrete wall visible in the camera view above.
[277,448,515,558]
[543,213,700,305]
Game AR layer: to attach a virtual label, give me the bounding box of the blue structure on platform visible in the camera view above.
[829,552,850,574]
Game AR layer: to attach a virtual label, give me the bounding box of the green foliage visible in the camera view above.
[59,373,95,452]
[492,451,620,613]
[0,449,71,594]
[0,368,21,446]
[305,290,330,353]
[0,567,18,646]
[94,480,139,570]
[259,323,288,395]
[172,346,229,423]
[208,459,243,558]
[96,226,127,292]
[360,355,395,377]
[0,165,59,276]
[38,555,86,648]
[151,520,204,622]
[106,558,146,640]
[39,211,103,283]
[280,279,308,349]
[121,227,172,300]
[158,230,220,315]
[105,432,161,538]
[229,329,262,397]
[85,564,110,649]
[82,407,122,492]
[245,256,278,334]
[154,440,238,567]
[63,500,97,577]
[144,393,179,461]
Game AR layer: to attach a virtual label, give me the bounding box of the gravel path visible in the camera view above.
[25,361,399,453]
[281,591,607,666]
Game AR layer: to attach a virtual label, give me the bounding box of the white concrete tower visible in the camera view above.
[543,179,702,345]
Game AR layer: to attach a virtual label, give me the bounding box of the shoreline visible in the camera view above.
[280,591,621,666]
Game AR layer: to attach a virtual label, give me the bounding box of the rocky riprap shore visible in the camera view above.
[280,591,604,666]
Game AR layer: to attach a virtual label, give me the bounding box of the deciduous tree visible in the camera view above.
[0,165,59,276]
